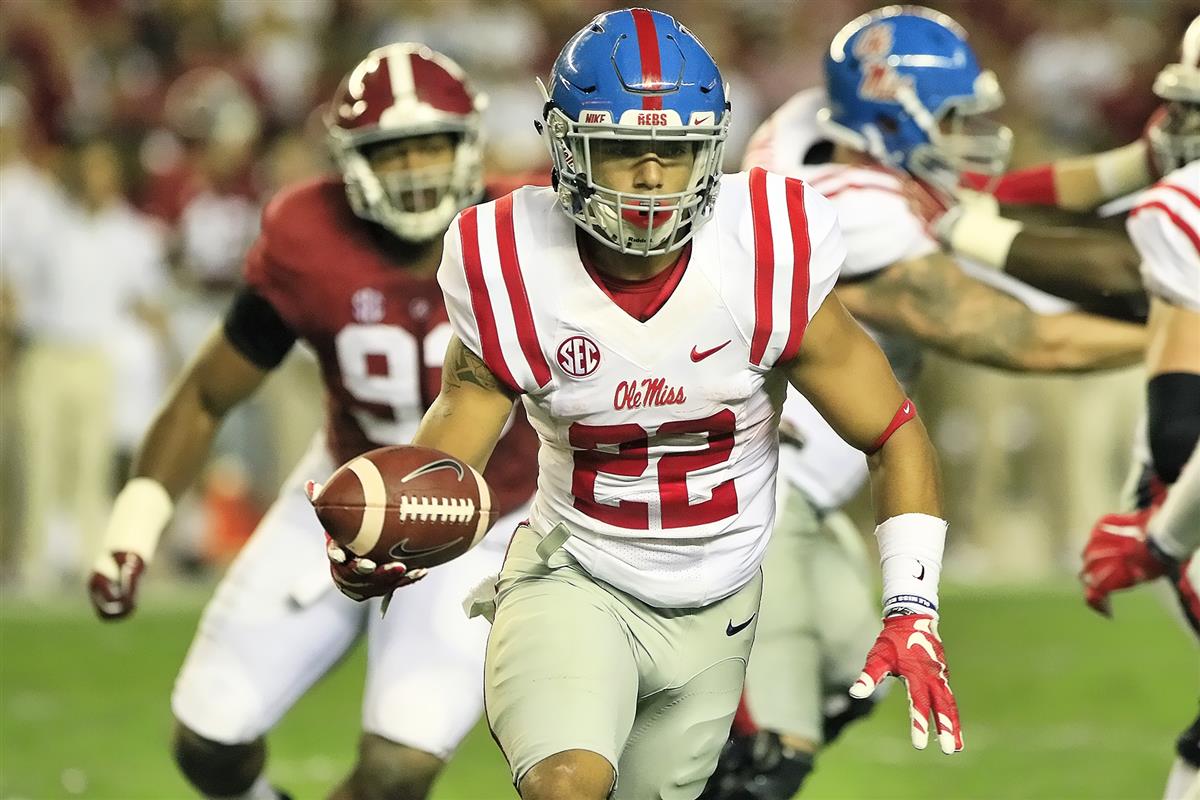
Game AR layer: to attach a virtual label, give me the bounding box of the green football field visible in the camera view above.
[1,582,1194,800]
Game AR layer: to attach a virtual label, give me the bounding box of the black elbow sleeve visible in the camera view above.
[1146,372,1200,484]
[222,288,297,370]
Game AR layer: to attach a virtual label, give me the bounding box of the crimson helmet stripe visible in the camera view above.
[494,194,552,387]
[749,167,776,366]
[1161,183,1200,211]
[630,8,664,111]
[1131,201,1200,256]
[409,51,474,114]
[779,178,813,363]
[458,207,521,393]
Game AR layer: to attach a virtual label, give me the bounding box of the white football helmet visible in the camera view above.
[1149,15,1200,172]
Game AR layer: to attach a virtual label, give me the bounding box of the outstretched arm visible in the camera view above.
[781,293,961,756]
[90,317,281,620]
[837,251,1146,373]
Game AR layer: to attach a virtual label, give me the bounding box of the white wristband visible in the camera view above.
[98,478,174,567]
[1094,143,1153,199]
[947,208,1024,271]
[876,513,947,617]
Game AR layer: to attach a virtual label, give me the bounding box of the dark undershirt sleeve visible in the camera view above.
[222,287,298,370]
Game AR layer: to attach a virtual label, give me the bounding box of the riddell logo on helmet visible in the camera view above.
[557,336,601,378]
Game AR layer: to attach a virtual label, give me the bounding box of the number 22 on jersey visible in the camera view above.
[570,408,738,530]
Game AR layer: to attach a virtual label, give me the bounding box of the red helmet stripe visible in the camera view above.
[410,51,474,114]
[631,8,664,111]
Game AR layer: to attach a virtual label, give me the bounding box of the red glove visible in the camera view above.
[1080,509,1172,617]
[88,552,147,621]
[850,614,963,754]
[325,533,427,602]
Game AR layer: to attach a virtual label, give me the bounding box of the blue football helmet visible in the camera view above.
[819,6,1011,196]
[537,7,730,255]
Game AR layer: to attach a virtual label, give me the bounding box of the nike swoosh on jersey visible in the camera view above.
[690,340,731,362]
[726,613,756,636]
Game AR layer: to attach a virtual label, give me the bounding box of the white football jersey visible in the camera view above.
[745,92,1080,510]
[439,171,844,607]
[1126,161,1200,311]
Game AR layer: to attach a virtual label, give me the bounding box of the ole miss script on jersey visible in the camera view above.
[242,176,537,515]
[438,169,845,608]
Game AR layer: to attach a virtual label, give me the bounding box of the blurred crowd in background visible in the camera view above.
[0,0,1194,596]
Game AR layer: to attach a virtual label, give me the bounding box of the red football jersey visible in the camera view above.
[243,176,537,515]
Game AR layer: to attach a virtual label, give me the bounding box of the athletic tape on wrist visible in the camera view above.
[100,478,174,566]
[948,208,1023,270]
[876,513,947,617]
[1095,145,1153,199]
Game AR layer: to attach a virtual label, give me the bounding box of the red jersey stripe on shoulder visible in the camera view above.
[494,194,552,388]
[779,178,812,364]
[458,206,520,393]
[631,8,663,111]
[820,183,907,201]
[748,167,775,366]
[1160,182,1200,211]
[1131,200,1200,257]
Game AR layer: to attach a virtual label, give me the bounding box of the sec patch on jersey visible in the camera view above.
[310,445,496,569]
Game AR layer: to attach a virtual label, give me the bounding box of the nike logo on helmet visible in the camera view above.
[690,340,731,362]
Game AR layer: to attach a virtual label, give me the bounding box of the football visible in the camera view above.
[310,445,496,569]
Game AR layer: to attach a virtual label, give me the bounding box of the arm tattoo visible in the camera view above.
[840,255,1039,370]
[443,337,506,393]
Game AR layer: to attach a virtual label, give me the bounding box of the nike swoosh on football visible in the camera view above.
[400,459,465,484]
[388,537,464,560]
[726,613,756,636]
[691,340,731,362]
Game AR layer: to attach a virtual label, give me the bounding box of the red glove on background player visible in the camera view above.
[850,614,964,755]
[88,552,147,620]
[305,481,426,604]
[1080,508,1172,616]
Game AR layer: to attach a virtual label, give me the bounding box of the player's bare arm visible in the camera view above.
[134,328,272,495]
[1003,223,1144,314]
[780,290,962,754]
[837,251,1146,372]
[88,325,275,619]
[411,335,516,473]
[780,292,939,520]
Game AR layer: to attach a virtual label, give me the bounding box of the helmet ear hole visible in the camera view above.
[875,114,900,135]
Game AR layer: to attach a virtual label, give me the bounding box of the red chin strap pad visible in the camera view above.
[867,398,917,455]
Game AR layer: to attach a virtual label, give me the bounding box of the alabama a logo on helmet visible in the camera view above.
[854,23,914,101]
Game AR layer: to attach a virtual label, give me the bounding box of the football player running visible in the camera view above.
[326,9,961,799]
[87,45,538,800]
[702,7,1153,798]
[1078,16,1200,800]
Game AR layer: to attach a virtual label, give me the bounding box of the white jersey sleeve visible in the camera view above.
[717,168,845,370]
[802,166,939,279]
[1126,162,1200,311]
[438,194,555,395]
[740,87,830,174]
